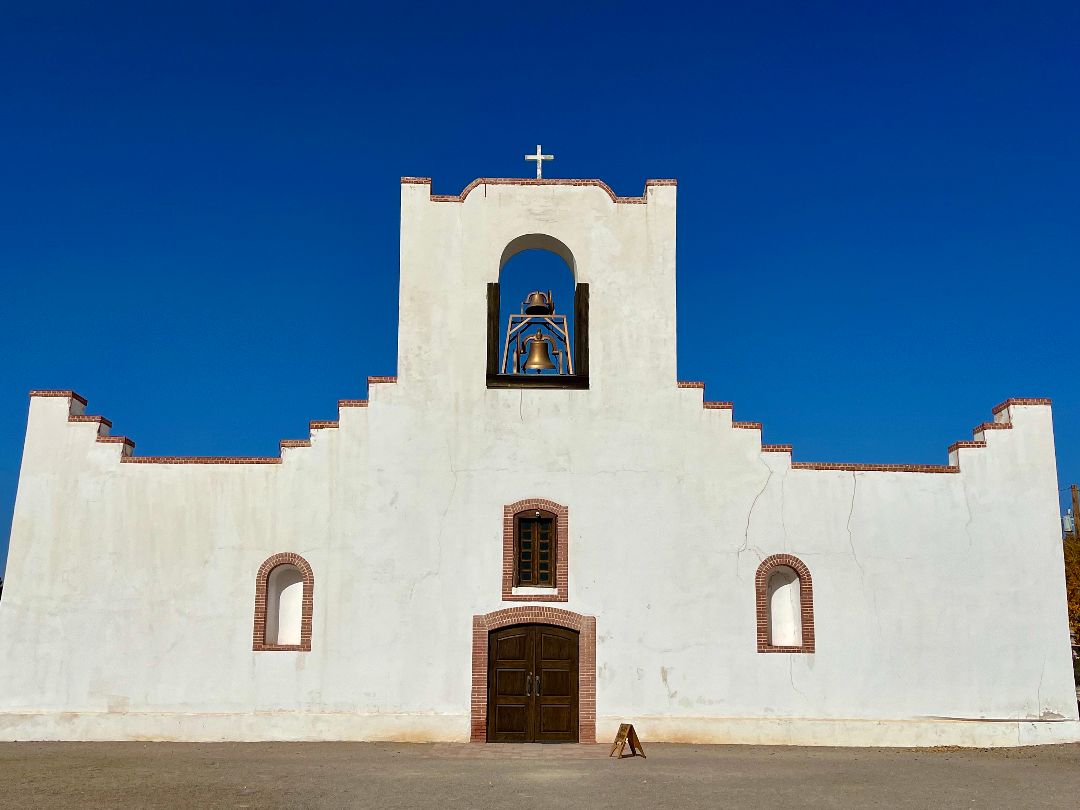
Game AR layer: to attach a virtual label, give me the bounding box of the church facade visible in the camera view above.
[1,175,1077,746]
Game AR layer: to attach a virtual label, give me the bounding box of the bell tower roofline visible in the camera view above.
[400,177,676,205]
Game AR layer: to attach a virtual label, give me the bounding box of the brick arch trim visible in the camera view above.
[252,552,315,652]
[503,498,569,602]
[755,554,815,653]
[471,606,596,743]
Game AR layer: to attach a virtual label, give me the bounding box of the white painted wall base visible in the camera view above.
[2,711,1077,748]
[0,712,468,743]
[599,716,1080,748]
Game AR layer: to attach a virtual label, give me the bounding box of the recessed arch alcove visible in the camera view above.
[487,233,589,389]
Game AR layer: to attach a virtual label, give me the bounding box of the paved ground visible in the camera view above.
[3,741,1080,809]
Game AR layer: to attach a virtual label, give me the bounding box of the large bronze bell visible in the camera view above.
[523,290,554,315]
[522,331,557,371]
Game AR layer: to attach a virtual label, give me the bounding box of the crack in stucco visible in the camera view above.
[788,656,805,697]
[406,445,457,604]
[636,640,708,655]
[961,475,976,548]
[847,472,863,574]
[737,458,773,576]
[660,666,678,700]
[1036,656,1045,718]
[845,471,881,633]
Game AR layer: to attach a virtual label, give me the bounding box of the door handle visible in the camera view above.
[535,674,541,696]
[525,673,532,697]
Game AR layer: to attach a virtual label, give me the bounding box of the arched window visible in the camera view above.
[252,553,314,651]
[486,235,589,389]
[502,498,569,602]
[756,554,815,653]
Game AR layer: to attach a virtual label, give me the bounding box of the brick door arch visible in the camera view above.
[471,606,596,743]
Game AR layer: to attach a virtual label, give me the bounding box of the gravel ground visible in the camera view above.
[3,741,1079,809]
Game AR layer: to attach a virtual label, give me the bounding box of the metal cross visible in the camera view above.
[524,144,554,179]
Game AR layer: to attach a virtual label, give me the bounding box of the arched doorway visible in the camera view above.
[488,624,578,743]
[471,607,597,743]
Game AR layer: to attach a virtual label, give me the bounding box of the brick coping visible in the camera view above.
[31,388,380,465]
[683,383,1049,474]
[402,177,676,205]
[29,389,87,405]
[27,388,1050,471]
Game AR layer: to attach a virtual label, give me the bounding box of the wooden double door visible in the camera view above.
[488,624,579,743]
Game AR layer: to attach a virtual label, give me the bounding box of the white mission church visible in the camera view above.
[1,159,1077,746]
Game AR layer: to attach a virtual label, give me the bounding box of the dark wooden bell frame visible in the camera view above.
[486,282,590,390]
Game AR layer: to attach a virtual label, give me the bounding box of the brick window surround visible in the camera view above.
[502,498,569,602]
[252,553,315,652]
[471,606,597,743]
[755,554,815,654]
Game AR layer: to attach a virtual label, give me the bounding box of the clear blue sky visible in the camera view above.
[2,2,1078,573]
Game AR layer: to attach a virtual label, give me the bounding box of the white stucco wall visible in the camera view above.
[0,178,1075,746]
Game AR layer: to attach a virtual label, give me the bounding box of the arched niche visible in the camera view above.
[265,564,305,646]
[487,234,589,389]
[755,554,815,653]
[766,566,801,647]
[252,553,315,652]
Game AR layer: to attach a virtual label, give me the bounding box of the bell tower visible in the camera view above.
[396,175,677,400]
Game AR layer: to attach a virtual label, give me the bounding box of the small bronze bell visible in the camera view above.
[522,332,557,372]
[523,290,554,315]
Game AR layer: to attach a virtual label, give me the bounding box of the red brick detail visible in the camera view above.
[426,177,675,205]
[733,421,762,430]
[762,444,793,453]
[703,401,734,410]
[948,440,987,454]
[338,399,369,408]
[502,499,569,603]
[68,414,112,429]
[756,554,815,654]
[401,176,431,184]
[973,422,1012,436]
[29,389,87,405]
[992,397,1052,415]
[96,435,134,448]
[677,381,705,389]
[367,376,398,384]
[279,439,312,448]
[121,456,281,464]
[470,607,597,743]
[252,553,315,652]
[791,461,958,474]
[309,420,339,430]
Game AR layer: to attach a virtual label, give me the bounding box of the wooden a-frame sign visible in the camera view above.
[609,723,646,759]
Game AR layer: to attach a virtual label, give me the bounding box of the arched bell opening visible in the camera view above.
[487,235,589,389]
